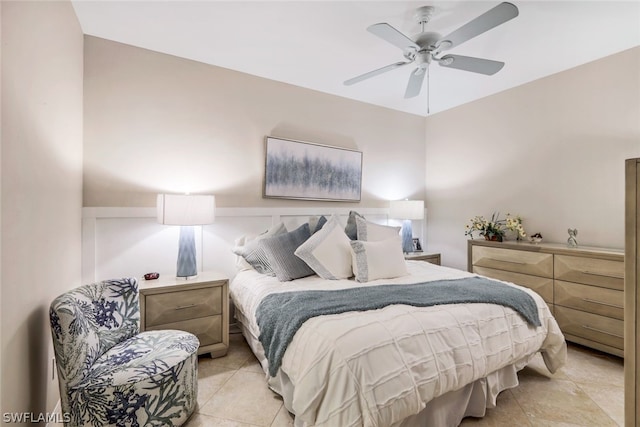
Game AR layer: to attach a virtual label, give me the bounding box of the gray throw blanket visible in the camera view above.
[256,276,541,377]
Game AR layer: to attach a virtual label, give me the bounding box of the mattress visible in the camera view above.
[230,260,567,427]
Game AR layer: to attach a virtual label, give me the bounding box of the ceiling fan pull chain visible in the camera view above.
[427,66,430,115]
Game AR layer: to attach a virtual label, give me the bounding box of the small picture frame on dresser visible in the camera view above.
[412,238,422,252]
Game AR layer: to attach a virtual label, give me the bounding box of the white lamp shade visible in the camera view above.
[389,200,424,220]
[157,194,216,225]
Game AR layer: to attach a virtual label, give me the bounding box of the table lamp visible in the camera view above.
[389,199,424,253]
[157,194,215,278]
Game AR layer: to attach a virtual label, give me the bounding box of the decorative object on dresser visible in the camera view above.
[464,212,526,242]
[404,251,441,265]
[529,232,543,244]
[157,193,216,278]
[389,199,425,253]
[139,271,229,358]
[624,157,639,426]
[50,278,199,426]
[263,136,363,202]
[567,228,578,247]
[468,239,624,357]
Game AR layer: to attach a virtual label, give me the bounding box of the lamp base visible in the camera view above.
[401,219,414,253]
[177,225,198,278]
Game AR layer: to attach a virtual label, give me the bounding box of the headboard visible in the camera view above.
[82,207,426,284]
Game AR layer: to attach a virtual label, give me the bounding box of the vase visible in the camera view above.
[505,229,518,241]
[484,235,502,242]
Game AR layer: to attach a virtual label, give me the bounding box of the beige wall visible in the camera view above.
[83,36,427,209]
[425,47,640,269]
[1,0,83,420]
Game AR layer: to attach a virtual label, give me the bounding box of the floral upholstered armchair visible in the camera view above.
[50,278,199,426]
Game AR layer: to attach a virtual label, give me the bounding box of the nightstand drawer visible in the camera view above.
[554,255,624,290]
[145,286,222,327]
[146,315,222,347]
[473,266,553,305]
[555,280,624,320]
[472,246,553,278]
[554,306,624,350]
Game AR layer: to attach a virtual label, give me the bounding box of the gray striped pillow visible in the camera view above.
[260,223,315,281]
[232,223,287,275]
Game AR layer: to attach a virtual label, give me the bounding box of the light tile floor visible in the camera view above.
[186,333,624,427]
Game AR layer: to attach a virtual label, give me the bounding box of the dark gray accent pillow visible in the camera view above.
[311,215,328,234]
[345,211,364,240]
[260,223,315,281]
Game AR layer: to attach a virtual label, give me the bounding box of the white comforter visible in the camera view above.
[230,261,566,427]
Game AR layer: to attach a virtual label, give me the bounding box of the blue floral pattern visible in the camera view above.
[50,278,199,426]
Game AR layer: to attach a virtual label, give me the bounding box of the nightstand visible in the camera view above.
[405,252,441,266]
[139,271,229,358]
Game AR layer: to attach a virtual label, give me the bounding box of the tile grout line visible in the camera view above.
[572,381,623,427]
[197,368,282,427]
[504,387,535,427]
[194,359,244,414]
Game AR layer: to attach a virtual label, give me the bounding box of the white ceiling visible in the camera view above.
[71,1,640,116]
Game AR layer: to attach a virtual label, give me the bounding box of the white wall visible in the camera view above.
[425,47,640,270]
[81,207,414,282]
[1,0,83,418]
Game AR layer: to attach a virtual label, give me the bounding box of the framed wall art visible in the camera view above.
[263,136,362,202]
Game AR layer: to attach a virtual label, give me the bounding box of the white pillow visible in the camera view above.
[233,235,252,271]
[355,216,401,241]
[350,236,408,282]
[295,216,352,280]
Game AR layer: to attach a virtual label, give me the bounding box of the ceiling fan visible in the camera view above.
[344,2,519,99]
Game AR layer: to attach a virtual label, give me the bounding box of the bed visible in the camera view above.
[229,214,567,427]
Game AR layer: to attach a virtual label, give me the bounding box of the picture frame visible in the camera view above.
[263,136,363,202]
[412,238,422,252]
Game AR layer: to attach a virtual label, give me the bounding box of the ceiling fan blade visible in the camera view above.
[438,54,505,75]
[344,61,412,86]
[367,23,420,51]
[438,2,518,51]
[404,68,426,99]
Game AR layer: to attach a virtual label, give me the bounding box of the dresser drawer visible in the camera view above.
[554,306,624,350]
[473,266,553,305]
[145,286,222,327]
[554,255,624,290]
[555,280,624,320]
[472,246,553,278]
[146,315,222,347]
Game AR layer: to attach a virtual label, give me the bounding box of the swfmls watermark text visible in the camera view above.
[3,412,71,423]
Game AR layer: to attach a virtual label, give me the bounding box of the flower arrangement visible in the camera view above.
[465,212,526,241]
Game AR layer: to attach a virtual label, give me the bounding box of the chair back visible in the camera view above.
[49,278,140,414]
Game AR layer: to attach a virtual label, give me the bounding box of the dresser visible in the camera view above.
[139,271,229,358]
[625,157,639,426]
[468,240,624,357]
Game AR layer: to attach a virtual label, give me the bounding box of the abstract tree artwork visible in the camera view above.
[264,136,362,202]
